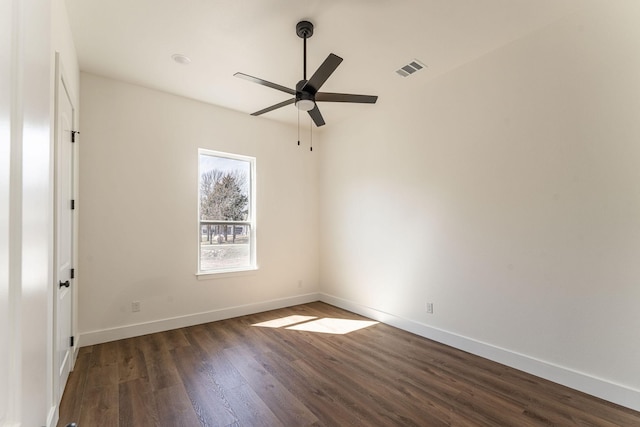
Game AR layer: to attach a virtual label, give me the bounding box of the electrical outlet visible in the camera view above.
[426,302,434,314]
[132,301,141,312]
[298,280,303,288]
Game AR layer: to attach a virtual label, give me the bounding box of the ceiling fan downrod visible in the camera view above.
[296,20,314,81]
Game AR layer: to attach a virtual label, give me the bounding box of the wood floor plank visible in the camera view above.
[56,347,91,427]
[224,382,285,427]
[276,324,450,425]
[347,321,542,414]
[171,344,237,426]
[139,333,182,391]
[58,302,640,427]
[286,329,450,426]
[184,324,246,390]
[154,383,202,427]
[223,345,320,426]
[85,341,119,390]
[162,327,191,350]
[290,356,402,426]
[184,323,225,354]
[257,342,373,426]
[117,337,149,384]
[119,377,160,427]
[280,322,461,422]
[335,326,516,421]
[78,383,119,427]
[90,339,119,366]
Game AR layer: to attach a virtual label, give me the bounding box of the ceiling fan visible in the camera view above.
[234,20,378,127]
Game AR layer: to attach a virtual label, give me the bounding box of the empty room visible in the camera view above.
[2,0,640,426]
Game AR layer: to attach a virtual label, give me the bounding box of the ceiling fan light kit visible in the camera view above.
[295,85,315,111]
[234,20,378,129]
[296,99,315,111]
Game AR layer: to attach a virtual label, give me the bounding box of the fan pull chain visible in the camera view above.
[297,109,300,146]
[310,117,313,152]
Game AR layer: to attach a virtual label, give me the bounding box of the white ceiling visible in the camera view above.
[65,0,591,129]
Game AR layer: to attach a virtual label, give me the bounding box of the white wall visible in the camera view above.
[319,1,640,410]
[0,0,79,425]
[0,0,13,423]
[1,0,53,425]
[78,73,319,344]
[7,0,55,425]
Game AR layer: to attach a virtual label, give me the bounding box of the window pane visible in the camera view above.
[200,224,251,270]
[199,155,250,221]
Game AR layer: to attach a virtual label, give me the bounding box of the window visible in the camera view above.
[198,149,256,274]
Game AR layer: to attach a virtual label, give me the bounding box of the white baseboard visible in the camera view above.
[70,339,80,369]
[46,404,57,427]
[319,292,640,412]
[79,292,320,346]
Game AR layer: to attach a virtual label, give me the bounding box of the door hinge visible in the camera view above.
[70,268,75,279]
[71,130,80,143]
[71,199,75,210]
[70,336,74,347]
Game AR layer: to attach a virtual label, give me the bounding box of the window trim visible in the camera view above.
[197,148,256,275]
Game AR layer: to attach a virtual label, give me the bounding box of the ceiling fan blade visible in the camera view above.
[315,92,378,104]
[251,98,296,116]
[303,54,343,93]
[307,104,326,127]
[234,72,296,95]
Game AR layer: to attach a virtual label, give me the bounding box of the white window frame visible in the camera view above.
[197,148,256,276]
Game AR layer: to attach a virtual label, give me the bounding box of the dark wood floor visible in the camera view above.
[58,302,640,426]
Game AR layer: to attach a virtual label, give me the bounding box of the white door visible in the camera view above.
[54,59,75,402]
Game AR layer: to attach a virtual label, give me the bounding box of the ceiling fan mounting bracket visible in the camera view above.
[296,21,314,39]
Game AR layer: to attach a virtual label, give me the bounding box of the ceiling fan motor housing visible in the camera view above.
[295,80,315,111]
[296,79,315,93]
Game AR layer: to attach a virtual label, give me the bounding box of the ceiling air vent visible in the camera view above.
[396,59,426,77]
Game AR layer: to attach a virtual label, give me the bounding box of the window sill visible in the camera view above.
[196,266,258,281]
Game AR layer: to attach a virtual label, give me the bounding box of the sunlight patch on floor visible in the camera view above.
[252,315,379,335]
[286,318,379,335]
[252,315,317,328]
